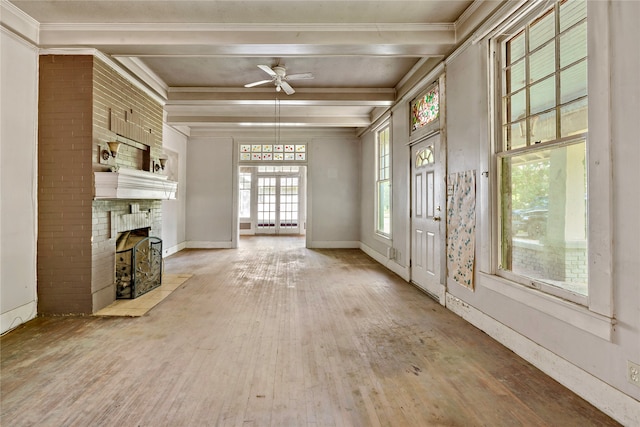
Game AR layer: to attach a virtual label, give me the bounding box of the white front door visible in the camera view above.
[410,135,444,303]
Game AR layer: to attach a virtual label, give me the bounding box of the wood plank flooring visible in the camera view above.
[1,236,620,426]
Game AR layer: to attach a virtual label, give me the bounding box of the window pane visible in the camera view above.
[530,76,555,115]
[560,22,587,68]
[507,31,525,64]
[560,59,587,104]
[501,141,587,295]
[560,0,586,32]
[530,41,555,82]
[530,109,556,144]
[506,90,526,123]
[507,121,527,150]
[529,10,555,51]
[377,180,391,235]
[561,98,588,137]
[239,172,251,218]
[506,59,526,93]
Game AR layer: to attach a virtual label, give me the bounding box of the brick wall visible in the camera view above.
[38,55,164,314]
[38,55,94,314]
[512,238,588,285]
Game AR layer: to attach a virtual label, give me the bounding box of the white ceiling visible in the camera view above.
[5,0,504,135]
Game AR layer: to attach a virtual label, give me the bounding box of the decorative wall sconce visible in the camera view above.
[101,141,122,160]
[159,154,168,170]
[154,153,169,172]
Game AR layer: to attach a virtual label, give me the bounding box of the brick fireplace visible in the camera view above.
[37,54,174,315]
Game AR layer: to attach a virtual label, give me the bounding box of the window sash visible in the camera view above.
[376,126,391,237]
[496,0,588,303]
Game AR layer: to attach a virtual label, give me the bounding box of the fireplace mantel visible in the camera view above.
[94,168,177,200]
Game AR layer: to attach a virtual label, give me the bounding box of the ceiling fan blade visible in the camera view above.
[257,64,277,77]
[244,79,273,88]
[285,72,314,81]
[280,81,295,95]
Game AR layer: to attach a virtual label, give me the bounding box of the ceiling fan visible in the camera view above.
[244,64,314,95]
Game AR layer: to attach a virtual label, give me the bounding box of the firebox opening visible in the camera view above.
[115,228,162,299]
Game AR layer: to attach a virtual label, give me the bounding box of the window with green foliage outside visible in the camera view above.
[498,0,588,300]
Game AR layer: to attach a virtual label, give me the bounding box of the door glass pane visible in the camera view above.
[279,177,299,229]
[257,177,276,229]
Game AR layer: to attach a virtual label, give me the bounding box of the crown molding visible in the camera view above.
[0,0,39,44]
[39,22,454,33]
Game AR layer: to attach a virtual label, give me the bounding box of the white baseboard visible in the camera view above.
[1,300,37,335]
[360,242,410,281]
[308,240,360,249]
[163,241,186,257]
[186,241,233,249]
[445,293,640,427]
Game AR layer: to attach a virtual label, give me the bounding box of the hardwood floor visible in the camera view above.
[1,236,620,426]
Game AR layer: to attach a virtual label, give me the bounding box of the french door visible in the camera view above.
[257,174,300,234]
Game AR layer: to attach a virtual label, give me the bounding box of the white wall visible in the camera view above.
[359,114,411,279]
[441,2,640,424]
[161,124,188,256]
[307,136,360,248]
[0,28,39,334]
[183,130,361,249]
[357,3,639,423]
[185,137,235,248]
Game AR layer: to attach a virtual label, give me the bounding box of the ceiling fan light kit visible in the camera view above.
[244,64,314,95]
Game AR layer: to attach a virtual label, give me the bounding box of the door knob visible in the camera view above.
[433,216,441,222]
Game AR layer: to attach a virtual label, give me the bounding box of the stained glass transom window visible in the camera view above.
[416,146,435,167]
[240,144,306,161]
[411,85,440,133]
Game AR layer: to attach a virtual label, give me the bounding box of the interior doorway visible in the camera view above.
[238,165,307,236]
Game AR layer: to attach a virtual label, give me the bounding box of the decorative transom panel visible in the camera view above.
[411,85,440,133]
[240,144,306,161]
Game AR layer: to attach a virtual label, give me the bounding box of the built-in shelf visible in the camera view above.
[94,168,177,200]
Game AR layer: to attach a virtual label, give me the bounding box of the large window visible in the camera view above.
[376,125,391,237]
[498,0,588,302]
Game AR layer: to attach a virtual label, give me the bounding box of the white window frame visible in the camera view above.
[484,0,614,340]
[375,124,392,239]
